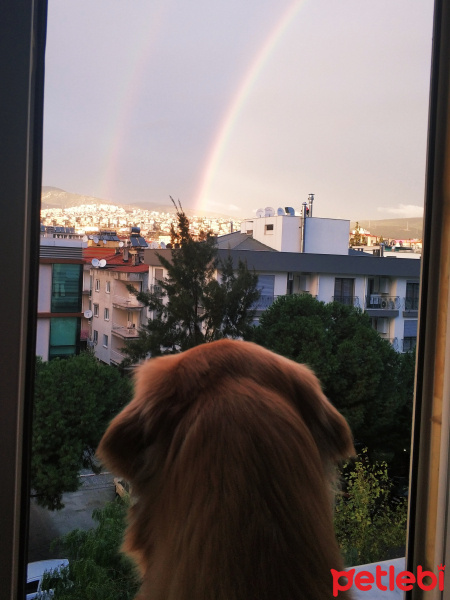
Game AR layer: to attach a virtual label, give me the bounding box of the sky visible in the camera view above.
[42,0,435,220]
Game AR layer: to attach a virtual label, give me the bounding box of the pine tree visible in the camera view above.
[123,200,260,362]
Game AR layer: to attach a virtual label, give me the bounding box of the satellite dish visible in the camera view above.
[150,242,158,249]
[265,207,275,217]
[99,259,107,268]
[256,208,264,218]
[160,242,166,249]
[103,239,107,244]
[91,258,99,267]
[88,235,94,240]
[82,235,88,242]
[277,207,285,216]
[119,241,124,247]
[285,206,295,216]
[93,236,99,244]
[84,309,93,319]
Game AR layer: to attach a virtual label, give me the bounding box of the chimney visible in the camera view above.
[123,247,129,262]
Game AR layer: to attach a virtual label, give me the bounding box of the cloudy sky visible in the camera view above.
[42,0,434,220]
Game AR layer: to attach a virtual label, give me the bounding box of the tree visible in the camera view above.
[42,499,140,600]
[334,451,407,565]
[349,222,365,246]
[123,200,259,362]
[249,294,415,470]
[32,353,133,510]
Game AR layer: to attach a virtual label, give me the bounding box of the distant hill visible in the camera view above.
[41,187,118,210]
[351,217,423,239]
[41,187,235,220]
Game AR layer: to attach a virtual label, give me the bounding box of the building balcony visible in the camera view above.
[112,295,144,310]
[110,349,127,364]
[401,337,417,353]
[365,295,400,317]
[111,322,140,339]
[332,296,360,308]
[366,295,400,310]
[404,297,419,311]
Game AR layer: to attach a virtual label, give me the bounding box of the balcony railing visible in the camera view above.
[148,284,163,296]
[110,349,126,364]
[401,337,417,352]
[332,296,360,307]
[404,297,419,311]
[111,322,140,339]
[252,294,279,311]
[365,295,400,310]
[112,295,144,310]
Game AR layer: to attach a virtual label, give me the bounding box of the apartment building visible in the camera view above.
[144,209,421,353]
[36,236,88,360]
[86,238,149,365]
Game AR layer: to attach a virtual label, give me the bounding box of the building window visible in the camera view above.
[49,317,79,359]
[265,224,274,233]
[103,334,108,348]
[93,330,98,344]
[403,319,418,352]
[333,278,355,305]
[253,274,275,310]
[51,264,82,313]
[93,304,99,317]
[405,281,420,310]
[106,281,111,293]
[104,307,109,320]
[95,279,100,292]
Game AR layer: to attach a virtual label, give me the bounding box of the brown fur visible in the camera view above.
[97,339,354,600]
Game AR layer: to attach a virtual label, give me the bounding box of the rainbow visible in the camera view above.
[195,0,307,212]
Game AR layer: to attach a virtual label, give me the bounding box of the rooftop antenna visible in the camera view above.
[308,193,314,217]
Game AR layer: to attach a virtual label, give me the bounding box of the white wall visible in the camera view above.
[304,218,350,255]
[36,319,49,361]
[37,264,52,312]
[241,215,302,252]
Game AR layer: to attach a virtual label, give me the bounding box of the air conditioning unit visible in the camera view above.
[380,298,389,309]
[379,277,390,294]
[376,318,389,334]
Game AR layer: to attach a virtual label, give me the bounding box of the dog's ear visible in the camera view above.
[279,358,355,464]
[97,354,187,481]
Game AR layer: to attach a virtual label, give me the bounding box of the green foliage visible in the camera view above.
[349,222,365,246]
[42,499,140,600]
[32,353,133,510]
[123,199,259,362]
[250,294,415,468]
[334,451,407,565]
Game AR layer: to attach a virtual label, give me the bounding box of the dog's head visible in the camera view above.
[97,340,354,600]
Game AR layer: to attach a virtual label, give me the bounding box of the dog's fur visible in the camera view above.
[97,339,354,600]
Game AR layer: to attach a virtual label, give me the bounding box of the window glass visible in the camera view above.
[51,264,82,313]
[405,281,420,310]
[49,317,79,359]
[334,278,354,304]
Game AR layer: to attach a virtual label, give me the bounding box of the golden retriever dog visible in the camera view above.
[97,339,354,600]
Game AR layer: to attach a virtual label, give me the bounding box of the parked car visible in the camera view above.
[114,477,131,499]
[26,559,69,599]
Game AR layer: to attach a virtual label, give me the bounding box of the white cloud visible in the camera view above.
[377,204,424,218]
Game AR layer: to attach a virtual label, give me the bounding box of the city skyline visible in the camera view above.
[43,0,434,221]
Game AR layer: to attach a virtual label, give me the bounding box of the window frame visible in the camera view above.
[1,1,449,598]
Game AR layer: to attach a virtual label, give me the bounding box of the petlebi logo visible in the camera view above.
[331,564,445,596]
